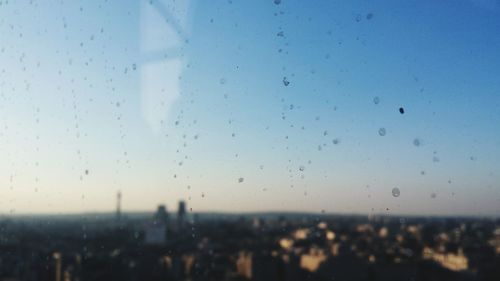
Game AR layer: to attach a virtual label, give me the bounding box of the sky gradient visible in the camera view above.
[0,0,499,216]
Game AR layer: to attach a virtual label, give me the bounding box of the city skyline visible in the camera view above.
[0,0,499,215]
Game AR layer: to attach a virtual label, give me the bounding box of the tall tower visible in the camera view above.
[116,190,122,221]
[177,200,186,230]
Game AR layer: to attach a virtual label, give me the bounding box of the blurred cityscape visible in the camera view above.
[0,197,499,281]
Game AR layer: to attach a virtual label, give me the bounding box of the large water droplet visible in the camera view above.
[392,187,400,197]
[282,77,290,86]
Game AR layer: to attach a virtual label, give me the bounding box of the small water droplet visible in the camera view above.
[238,177,244,183]
[413,138,421,146]
[399,107,405,114]
[373,96,380,104]
[378,128,386,136]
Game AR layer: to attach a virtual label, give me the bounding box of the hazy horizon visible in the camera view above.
[1,0,499,216]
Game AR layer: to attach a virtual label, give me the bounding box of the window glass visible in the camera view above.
[0,0,499,280]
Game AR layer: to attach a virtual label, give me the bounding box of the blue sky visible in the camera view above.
[0,0,499,216]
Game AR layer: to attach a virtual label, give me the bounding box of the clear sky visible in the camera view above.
[0,0,499,216]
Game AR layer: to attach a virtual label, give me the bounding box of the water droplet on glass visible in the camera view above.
[366,13,374,20]
[392,187,400,197]
[399,107,405,114]
[299,165,305,172]
[430,193,437,199]
[378,128,386,136]
[283,77,290,86]
[274,0,281,5]
[413,138,421,146]
[219,78,226,85]
[373,96,380,104]
[238,177,244,183]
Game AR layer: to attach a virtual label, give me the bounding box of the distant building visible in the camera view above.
[236,251,252,279]
[145,205,168,245]
[145,221,167,245]
[154,204,169,225]
[177,200,187,229]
